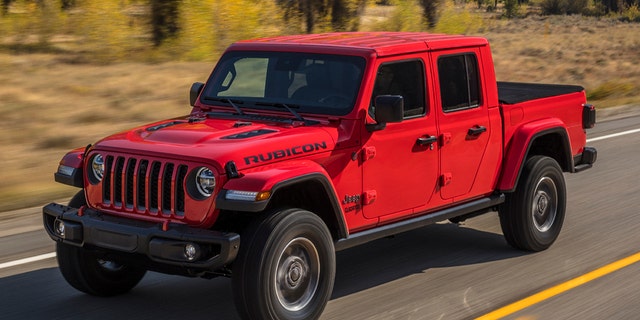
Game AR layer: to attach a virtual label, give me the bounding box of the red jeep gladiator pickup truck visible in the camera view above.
[43,32,597,320]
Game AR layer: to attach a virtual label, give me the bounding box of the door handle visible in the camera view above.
[417,135,438,146]
[467,125,487,136]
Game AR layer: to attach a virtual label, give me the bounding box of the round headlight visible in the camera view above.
[195,167,215,197]
[90,154,104,183]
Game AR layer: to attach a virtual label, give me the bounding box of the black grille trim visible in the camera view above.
[100,155,192,218]
[149,161,161,213]
[125,158,137,209]
[103,156,113,205]
[175,165,188,216]
[137,160,148,210]
[113,157,125,206]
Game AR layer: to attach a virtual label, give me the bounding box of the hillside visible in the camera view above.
[0,11,639,212]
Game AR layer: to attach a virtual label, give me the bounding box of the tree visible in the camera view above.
[2,0,10,15]
[597,0,636,12]
[149,0,180,46]
[61,0,75,10]
[503,0,519,17]
[277,0,366,33]
[419,0,441,28]
[331,0,367,31]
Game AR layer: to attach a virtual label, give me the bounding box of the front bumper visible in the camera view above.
[43,203,240,271]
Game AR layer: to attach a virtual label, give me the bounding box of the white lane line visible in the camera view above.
[587,128,640,143]
[0,252,56,270]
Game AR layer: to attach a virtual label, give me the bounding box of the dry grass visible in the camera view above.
[0,55,213,211]
[478,14,640,107]
[1,11,639,212]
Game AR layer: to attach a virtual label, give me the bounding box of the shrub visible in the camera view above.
[153,0,284,61]
[370,0,426,32]
[540,0,589,15]
[433,1,485,34]
[620,3,640,22]
[503,0,519,18]
[582,2,607,16]
[540,0,562,14]
[587,81,635,101]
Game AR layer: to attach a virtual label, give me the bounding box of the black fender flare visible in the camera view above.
[498,127,573,193]
[216,172,348,240]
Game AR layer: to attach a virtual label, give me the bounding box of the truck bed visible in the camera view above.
[498,82,584,105]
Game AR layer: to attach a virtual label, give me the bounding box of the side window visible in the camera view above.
[438,54,481,112]
[371,60,426,118]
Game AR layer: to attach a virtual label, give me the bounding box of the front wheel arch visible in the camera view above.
[265,175,347,241]
[217,173,348,241]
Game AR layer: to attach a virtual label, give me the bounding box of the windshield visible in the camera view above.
[201,51,366,116]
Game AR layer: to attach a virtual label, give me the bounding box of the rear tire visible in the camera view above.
[499,156,566,251]
[232,208,335,320]
[56,191,146,296]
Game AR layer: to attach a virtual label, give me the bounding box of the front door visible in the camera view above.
[362,58,440,219]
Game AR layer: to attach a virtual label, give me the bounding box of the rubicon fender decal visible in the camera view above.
[243,141,328,165]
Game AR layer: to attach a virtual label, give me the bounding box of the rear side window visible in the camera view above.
[438,54,481,112]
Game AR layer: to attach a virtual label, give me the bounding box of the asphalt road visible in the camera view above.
[1,112,639,320]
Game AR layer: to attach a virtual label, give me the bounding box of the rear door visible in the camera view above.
[433,50,492,200]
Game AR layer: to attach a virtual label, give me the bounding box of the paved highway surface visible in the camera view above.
[1,111,639,320]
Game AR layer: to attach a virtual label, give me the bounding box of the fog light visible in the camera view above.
[184,243,199,261]
[54,220,65,237]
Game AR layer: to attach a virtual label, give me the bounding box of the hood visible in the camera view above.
[92,117,338,171]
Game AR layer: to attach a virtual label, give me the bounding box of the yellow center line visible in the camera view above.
[476,251,640,320]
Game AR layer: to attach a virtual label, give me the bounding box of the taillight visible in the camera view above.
[582,104,596,129]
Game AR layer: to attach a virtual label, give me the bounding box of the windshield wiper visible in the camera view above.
[255,102,319,125]
[203,98,319,125]
[203,97,245,115]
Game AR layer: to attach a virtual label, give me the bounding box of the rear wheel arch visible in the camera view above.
[501,127,573,192]
[526,128,573,172]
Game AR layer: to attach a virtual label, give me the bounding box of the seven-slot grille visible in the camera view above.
[102,155,188,217]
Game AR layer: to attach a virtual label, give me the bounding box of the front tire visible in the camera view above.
[57,243,147,296]
[232,208,335,320]
[499,156,566,251]
[56,191,146,296]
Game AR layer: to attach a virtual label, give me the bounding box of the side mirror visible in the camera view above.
[367,95,404,132]
[190,82,205,107]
